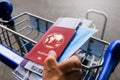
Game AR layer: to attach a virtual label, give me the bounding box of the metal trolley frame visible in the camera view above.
[0,10,117,80]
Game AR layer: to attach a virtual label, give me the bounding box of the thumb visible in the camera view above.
[47,50,57,59]
[44,50,57,68]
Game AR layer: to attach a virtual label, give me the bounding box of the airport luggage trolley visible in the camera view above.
[1,1,120,80]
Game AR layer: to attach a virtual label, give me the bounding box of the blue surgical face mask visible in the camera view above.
[59,26,97,62]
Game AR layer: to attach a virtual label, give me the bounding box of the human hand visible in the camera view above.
[43,50,82,80]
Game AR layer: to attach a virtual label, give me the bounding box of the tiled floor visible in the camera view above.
[0,62,16,80]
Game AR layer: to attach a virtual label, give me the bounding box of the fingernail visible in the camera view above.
[48,50,57,57]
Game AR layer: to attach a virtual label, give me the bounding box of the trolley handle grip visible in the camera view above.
[86,9,108,40]
[97,40,120,80]
[0,0,14,27]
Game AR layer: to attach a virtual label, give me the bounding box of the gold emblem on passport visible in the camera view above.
[43,33,64,49]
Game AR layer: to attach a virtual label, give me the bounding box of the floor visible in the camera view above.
[0,0,120,80]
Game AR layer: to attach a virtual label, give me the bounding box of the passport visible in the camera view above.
[12,65,42,80]
[19,59,43,76]
[25,26,76,65]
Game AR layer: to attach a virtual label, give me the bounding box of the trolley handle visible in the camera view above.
[0,0,14,27]
[86,9,108,40]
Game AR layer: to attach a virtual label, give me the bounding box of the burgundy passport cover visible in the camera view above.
[25,26,75,65]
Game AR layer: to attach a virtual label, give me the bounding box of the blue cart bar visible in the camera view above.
[0,44,24,69]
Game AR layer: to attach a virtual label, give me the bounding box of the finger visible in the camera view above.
[44,50,57,68]
[60,54,81,68]
[58,54,82,72]
[63,69,82,80]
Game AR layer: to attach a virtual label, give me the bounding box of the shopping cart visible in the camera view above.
[0,0,120,80]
